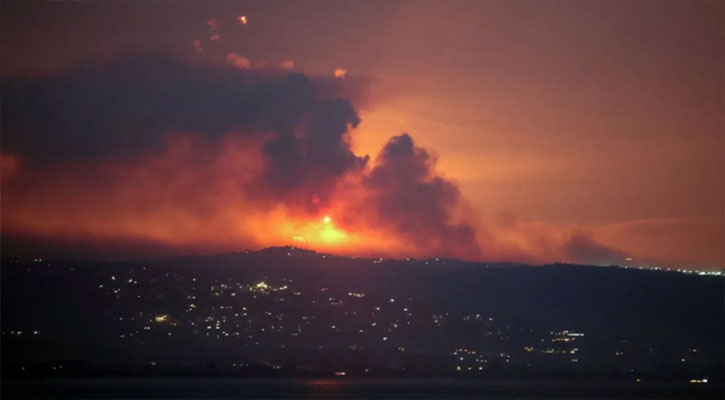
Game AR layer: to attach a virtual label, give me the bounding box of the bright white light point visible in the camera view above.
[237,15,248,25]
[323,216,331,224]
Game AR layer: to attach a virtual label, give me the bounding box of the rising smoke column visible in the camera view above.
[361,134,480,259]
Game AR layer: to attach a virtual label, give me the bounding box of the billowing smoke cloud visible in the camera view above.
[1,55,367,207]
[361,134,480,259]
[3,54,639,265]
[2,54,647,265]
[1,55,479,260]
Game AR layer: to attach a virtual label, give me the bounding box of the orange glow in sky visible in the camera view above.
[0,1,722,268]
[282,215,349,248]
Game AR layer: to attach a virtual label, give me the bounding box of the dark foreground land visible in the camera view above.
[2,247,723,398]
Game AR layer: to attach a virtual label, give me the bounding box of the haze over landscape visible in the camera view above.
[2,0,723,269]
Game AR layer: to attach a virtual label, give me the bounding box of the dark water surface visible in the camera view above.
[3,378,722,399]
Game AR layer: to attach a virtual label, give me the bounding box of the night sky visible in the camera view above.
[1,0,723,268]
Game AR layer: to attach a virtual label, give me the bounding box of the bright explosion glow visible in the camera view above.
[286,215,347,248]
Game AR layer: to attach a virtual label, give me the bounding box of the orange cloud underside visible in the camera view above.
[1,133,414,259]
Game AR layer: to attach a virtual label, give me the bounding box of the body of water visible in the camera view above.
[3,378,723,399]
